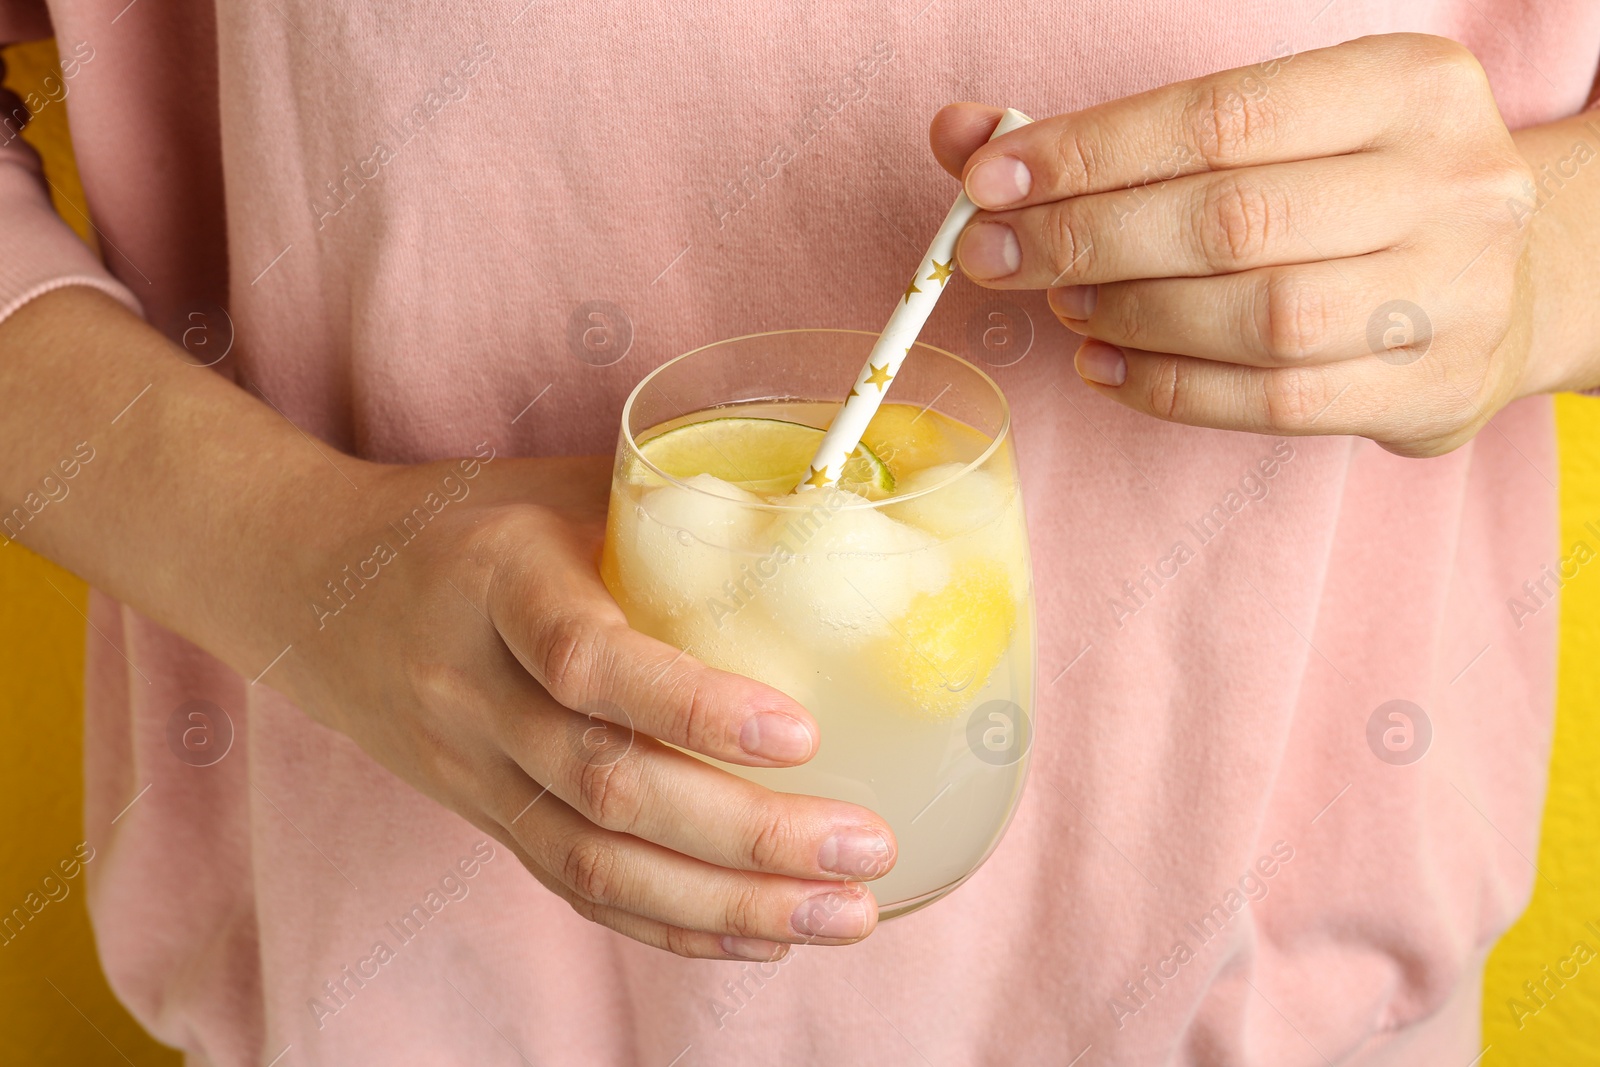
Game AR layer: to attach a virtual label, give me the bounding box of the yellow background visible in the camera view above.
[3,37,1599,1066]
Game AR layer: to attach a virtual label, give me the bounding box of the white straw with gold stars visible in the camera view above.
[795,107,1034,493]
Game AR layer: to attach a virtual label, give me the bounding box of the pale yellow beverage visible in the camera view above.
[602,388,1035,915]
[601,329,1035,915]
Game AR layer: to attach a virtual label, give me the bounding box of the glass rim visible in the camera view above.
[618,328,1013,513]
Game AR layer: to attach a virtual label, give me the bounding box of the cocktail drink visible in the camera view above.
[601,329,1035,917]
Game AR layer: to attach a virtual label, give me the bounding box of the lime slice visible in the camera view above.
[639,417,895,497]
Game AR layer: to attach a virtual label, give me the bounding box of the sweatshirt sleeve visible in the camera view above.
[0,30,142,325]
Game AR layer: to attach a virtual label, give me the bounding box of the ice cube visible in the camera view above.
[667,603,822,710]
[885,463,1033,602]
[761,495,949,639]
[613,474,766,618]
[650,473,766,527]
[884,462,1009,539]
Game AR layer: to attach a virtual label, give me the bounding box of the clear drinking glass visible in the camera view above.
[601,329,1035,918]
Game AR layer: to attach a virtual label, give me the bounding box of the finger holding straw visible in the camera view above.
[795,107,1034,493]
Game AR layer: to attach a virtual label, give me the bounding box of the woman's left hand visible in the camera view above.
[934,33,1542,457]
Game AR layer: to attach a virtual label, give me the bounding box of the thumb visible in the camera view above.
[929,102,1007,179]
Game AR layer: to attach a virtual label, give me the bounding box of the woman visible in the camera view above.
[2,0,1596,1062]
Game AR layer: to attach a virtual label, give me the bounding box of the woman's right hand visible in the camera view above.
[267,452,898,961]
[0,287,894,963]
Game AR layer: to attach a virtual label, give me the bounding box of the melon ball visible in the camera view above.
[761,495,950,641]
[615,474,766,617]
[884,462,1012,539]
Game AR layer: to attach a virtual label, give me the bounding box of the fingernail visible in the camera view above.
[721,936,787,962]
[1049,284,1097,321]
[959,223,1021,280]
[966,155,1032,209]
[740,712,814,762]
[818,828,894,878]
[792,889,873,939]
[1076,340,1127,387]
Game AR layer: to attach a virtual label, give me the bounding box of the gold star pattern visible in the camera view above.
[803,465,832,489]
[865,362,894,391]
[848,385,861,398]
[903,276,922,303]
[926,259,954,286]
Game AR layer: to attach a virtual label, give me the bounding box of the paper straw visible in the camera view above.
[794,107,1034,493]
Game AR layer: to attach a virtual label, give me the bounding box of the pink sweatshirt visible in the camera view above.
[3,0,1595,1063]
